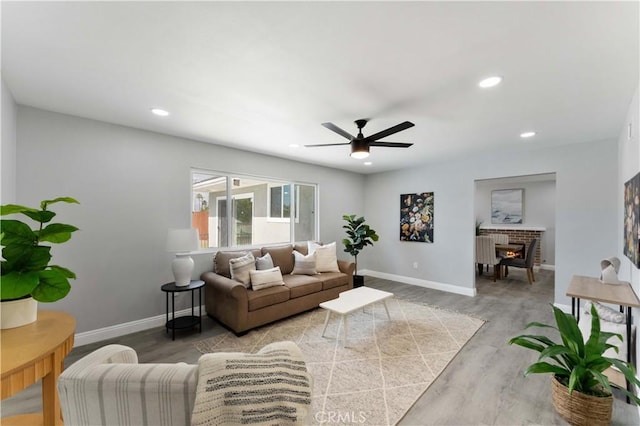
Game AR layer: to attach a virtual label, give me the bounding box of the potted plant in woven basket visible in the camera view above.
[509,304,640,426]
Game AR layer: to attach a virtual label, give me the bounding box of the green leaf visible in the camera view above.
[49,265,76,279]
[40,197,79,210]
[38,223,79,243]
[22,210,56,224]
[508,337,546,353]
[0,220,36,246]
[0,270,39,299]
[2,245,51,271]
[524,362,569,377]
[31,269,71,302]
[552,305,584,357]
[0,204,38,216]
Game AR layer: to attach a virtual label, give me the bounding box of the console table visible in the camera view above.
[1,310,76,425]
[566,275,640,401]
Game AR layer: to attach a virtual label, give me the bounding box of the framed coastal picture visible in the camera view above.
[623,172,640,268]
[400,192,434,243]
[491,189,523,224]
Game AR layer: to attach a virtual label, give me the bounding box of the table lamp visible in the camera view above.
[166,228,199,286]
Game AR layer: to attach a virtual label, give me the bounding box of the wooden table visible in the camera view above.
[566,275,640,401]
[1,310,76,425]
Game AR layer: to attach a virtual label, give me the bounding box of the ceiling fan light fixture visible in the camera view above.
[350,139,370,159]
[350,150,370,159]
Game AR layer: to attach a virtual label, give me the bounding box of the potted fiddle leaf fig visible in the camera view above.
[508,304,640,425]
[342,214,379,287]
[1,197,79,329]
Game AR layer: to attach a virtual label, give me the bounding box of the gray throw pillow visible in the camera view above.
[291,251,317,275]
[255,252,275,270]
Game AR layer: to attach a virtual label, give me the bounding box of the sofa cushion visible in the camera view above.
[292,251,317,275]
[262,245,294,275]
[318,272,348,290]
[247,285,290,311]
[255,253,275,270]
[250,267,285,291]
[282,274,323,298]
[214,251,248,278]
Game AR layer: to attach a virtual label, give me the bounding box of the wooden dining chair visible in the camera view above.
[475,236,502,282]
[501,238,538,284]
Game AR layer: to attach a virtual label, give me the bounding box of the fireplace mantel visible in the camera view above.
[479,225,546,232]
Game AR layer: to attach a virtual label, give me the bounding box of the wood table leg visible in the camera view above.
[42,350,63,425]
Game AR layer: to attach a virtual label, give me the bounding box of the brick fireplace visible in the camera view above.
[479,226,545,266]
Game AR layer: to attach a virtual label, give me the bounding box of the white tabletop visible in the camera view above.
[319,286,394,314]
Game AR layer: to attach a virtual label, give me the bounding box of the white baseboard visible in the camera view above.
[359,269,476,297]
[539,264,556,271]
[74,305,206,347]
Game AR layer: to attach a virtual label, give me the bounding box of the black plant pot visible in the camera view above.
[353,275,364,288]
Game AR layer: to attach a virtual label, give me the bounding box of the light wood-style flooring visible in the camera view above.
[2,268,639,424]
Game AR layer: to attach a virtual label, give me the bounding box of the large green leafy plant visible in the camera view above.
[509,304,640,404]
[342,214,379,275]
[1,197,79,302]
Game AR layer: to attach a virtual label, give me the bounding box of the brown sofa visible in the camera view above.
[201,243,355,334]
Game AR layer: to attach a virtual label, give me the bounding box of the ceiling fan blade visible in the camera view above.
[367,121,415,141]
[369,142,413,148]
[322,122,355,141]
[304,142,351,147]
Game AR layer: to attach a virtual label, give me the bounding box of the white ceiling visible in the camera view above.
[2,1,638,174]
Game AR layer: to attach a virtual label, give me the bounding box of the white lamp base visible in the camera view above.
[172,254,194,286]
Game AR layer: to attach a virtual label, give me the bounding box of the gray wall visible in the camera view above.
[617,85,639,382]
[363,139,618,304]
[15,106,365,333]
[475,177,556,266]
[1,78,17,204]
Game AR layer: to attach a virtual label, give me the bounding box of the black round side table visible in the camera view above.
[161,279,204,340]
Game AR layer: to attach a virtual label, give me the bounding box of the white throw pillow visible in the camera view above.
[292,251,317,275]
[250,267,285,291]
[584,301,625,323]
[308,241,340,273]
[229,252,255,287]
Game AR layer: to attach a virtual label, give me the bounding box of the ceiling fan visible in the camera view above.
[305,119,415,159]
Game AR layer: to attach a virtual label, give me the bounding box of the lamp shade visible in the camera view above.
[166,228,199,253]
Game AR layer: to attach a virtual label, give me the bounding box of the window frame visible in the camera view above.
[190,169,317,250]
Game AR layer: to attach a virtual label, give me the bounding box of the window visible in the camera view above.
[191,170,316,248]
[269,184,291,220]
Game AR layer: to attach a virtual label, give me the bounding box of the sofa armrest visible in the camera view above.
[337,259,355,276]
[58,345,198,426]
[201,271,250,333]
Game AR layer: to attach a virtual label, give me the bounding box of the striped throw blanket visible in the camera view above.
[191,341,312,425]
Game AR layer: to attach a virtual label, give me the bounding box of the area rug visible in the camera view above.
[194,298,485,425]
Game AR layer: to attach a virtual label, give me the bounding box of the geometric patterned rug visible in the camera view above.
[194,298,485,425]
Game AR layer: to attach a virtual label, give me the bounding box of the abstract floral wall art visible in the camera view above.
[624,172,640,268]
[400,192,434,243]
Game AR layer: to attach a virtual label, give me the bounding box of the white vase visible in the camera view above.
[1,297,38,329]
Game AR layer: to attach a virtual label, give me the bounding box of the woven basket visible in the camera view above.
[551,375,612,426]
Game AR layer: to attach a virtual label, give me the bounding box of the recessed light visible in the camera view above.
[364,162,372,166]
[151,108,170,117]
[478,76,503,88]
[520,131,536,138]
[288,144,300,148]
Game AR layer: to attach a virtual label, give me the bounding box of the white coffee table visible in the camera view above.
[319,286,394,346]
